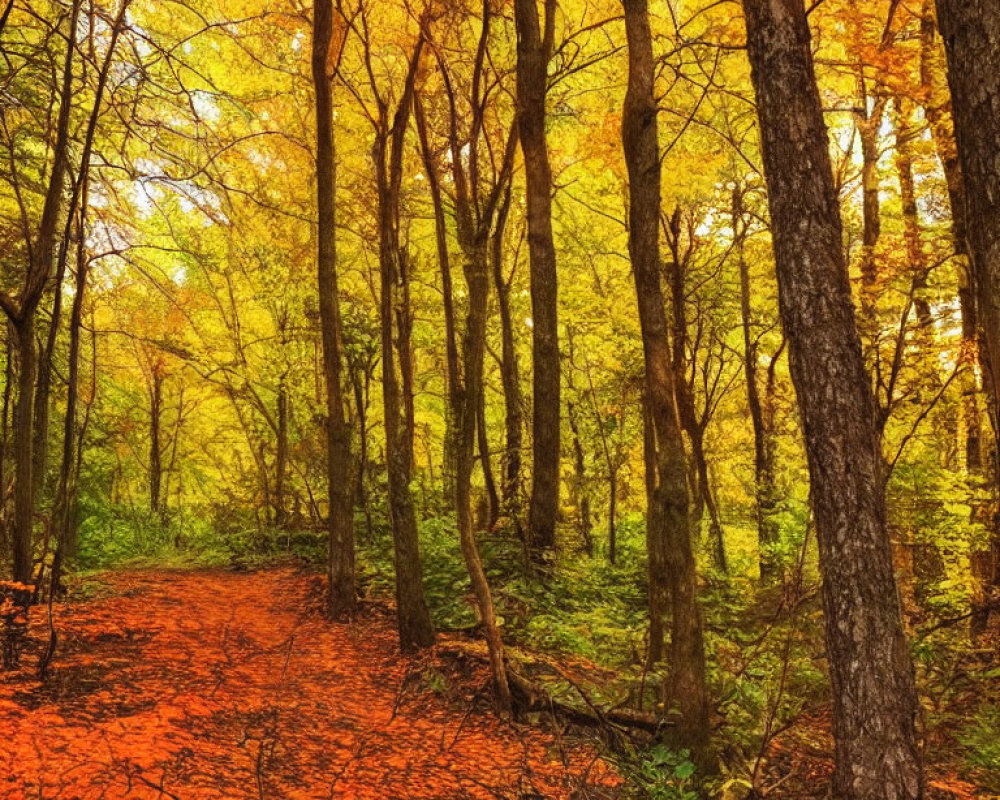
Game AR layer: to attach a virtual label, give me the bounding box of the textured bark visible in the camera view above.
[622,0,710,760]
[515,0,560,556]
[934,0,1000,637]
[742,1,923,797]
[312,0,356,619]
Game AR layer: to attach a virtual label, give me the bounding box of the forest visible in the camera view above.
[1,0,999,797]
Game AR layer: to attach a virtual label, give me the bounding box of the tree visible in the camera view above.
[0,0,82,583]
[515,0,560,556]
[741,1,923,797]
[313,0,356,619]
[359,5,436,650]
[621,0,711,761]
[933,0,1000,635]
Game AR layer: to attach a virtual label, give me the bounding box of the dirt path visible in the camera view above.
[0,567,618,799]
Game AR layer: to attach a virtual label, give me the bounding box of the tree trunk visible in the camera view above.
[312,0,356,619]
[415,95,460,507]
[491,186,524,518]
[735,186,779,580]
[622,0,711,761]
[857,92,886,317]
[742,1,923,797]
[477,389,500,531]
[374,35,435,652]
[11,317,36,583]
[274,379,288,527]
[515,0,560,556]
[934,0,1000,637]
[149,366,164,517]
[3,0,81,583]
[919,0,982,470]
[456,239,512,713]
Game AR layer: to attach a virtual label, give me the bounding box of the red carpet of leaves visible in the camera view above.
[0,567,619,799]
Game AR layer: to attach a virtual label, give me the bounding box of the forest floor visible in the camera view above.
[0,567,619,800]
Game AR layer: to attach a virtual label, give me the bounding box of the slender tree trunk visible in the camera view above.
[858,92,886,317]
[515,0,560,556]
[623,0,710,761]
[892,97,932,330]
[919,0,982,470]
[478,389,500,530]
[567,398,592,555]
[415,95,460,506]
[456,239,511,712]
[12,318,36,583]
[735,186,779,580]
[742,2,923,796]
[275,379,288,527]
[149,366,163,516]
[4,0,81,583]
[934,0,1000,637]
[641,394,664,663]
[491,187,524,518]
[313,0,355,619]
[374,35,435,651]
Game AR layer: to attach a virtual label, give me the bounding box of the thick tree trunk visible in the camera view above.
[934,0,1000,637]
[741,1,923,797]
[515,0,560,556]
[312,0,356,619]
[622,0,710,761]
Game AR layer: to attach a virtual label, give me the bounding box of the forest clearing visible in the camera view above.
[2,0,1000,797]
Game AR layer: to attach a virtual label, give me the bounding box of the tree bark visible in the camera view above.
[4,0,81,583]
[373,33,435,651]
[934,0,1000,637]
[741,1,923,797]
[313,0,356,619]
[491,186,524,519]
[515,0,560,556]
[622,0,710,761]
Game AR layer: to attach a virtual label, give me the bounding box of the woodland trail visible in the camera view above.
[0,567,618,800]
